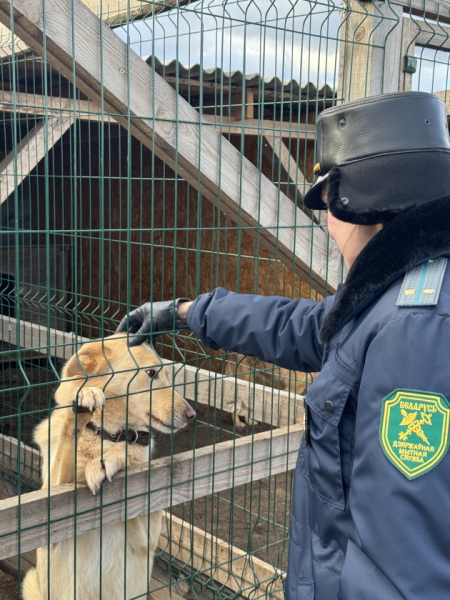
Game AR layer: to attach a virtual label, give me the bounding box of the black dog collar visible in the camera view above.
[86,422,151,446]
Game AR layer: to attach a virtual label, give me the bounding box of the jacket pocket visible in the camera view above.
[297,351,357,509]
[296,579,314,600]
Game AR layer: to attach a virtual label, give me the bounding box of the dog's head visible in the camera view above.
[60,334,195,433]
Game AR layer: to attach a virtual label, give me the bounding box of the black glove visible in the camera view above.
[116,298,191,346]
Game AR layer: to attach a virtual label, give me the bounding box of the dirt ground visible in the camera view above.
[0,570,19,600]
[0,355,293,598]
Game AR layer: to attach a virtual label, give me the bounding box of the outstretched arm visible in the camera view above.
[185,288,334,372]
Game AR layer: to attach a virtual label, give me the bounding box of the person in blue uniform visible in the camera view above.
[117,92,450,600]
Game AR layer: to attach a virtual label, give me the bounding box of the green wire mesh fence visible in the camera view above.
[0,0,449,598]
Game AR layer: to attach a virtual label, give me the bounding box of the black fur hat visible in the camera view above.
[304,92,450,224]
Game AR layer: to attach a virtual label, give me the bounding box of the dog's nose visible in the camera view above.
[185,407,196,420]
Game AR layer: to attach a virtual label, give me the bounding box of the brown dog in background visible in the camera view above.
[22,334,195,600]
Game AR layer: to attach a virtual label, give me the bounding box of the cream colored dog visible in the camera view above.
[22,334,195,600]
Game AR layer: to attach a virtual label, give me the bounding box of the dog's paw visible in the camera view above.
[84,458,106,494]
[84,457,121,495]
[72,387,105,414]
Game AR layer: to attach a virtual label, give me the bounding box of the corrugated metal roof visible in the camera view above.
[144,56,335,98]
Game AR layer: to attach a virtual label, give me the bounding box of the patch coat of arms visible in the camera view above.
[379,389,450,479]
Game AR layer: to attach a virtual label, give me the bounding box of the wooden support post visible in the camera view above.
[160,512,284,600]
[0,423,302,560]
[245,90,255,120]
[397,15,418,92]
[338,0,403,102]
[0,0,341,294]
[230,90,255,120]
[0,116,73,204]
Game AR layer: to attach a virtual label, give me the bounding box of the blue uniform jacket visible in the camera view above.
[186,197,450,600]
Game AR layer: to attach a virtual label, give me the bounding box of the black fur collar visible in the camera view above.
[320,194,450,342]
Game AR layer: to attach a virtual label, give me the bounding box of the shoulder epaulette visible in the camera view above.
[396,257,448,307]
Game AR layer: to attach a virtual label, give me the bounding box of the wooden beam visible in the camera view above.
[0,92,317,140]
[167,360,304,429]
[0,0,340,294]
[0,433,42,482]
[0,1,191,58]
[164,76,311,104]
[338,0,403,102]
[229,90,255,120]
[202,114,316,140]
[0,116,73,204]
[0,91,117,122]
[0,315,305,428]
[160,512,284,600]
[0,423,302,560]
[0,479,37,579]
[393,0,450,26]
[0,477,278,600]
[83,0,192,26]
[0,315,88,360]
[413,18,450,51]
[263,134,310,202]
[0,441,286,600]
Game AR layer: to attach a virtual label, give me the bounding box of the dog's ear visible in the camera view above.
[63,343,114,378]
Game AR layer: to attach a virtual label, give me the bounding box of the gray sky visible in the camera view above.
[115,1,449,94]
[116,0,341,87]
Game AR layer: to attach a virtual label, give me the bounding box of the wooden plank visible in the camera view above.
[167,361,304,429]
[0,433,42,482]
[413,18,450,51]
[202,114,316,140]
[160,512,284,600]
[263,134,310,202]
[83,0,191,26]
[0,315,305,428]
[0,0,340,294]
[0,1,191,58]
[163,76,321,104]
[0,92,317,140]
[393,0,450,26]
[0,479,37,578]
[0,443,283,600]
[0,315,88,360]
[0,116,74,204]
[338,0,403,102]
[0,91,117,122]
[0,424,302,560]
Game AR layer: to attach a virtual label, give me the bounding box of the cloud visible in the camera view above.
[115,0,341,86]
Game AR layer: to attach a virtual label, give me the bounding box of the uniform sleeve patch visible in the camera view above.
[396,257,447,307]
[379,389,450,480]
